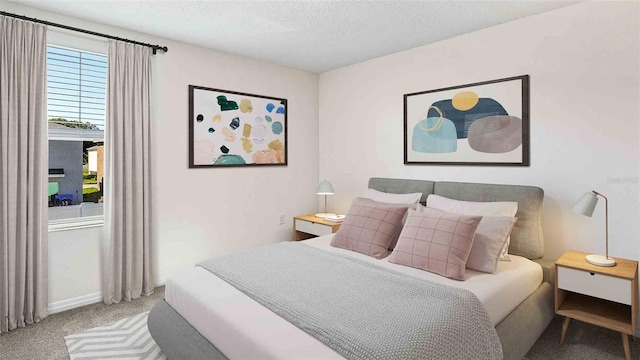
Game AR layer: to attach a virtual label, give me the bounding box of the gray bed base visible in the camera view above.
[149,178,556,359]
[148,300,227,360]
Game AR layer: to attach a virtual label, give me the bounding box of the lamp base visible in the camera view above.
[315,213,337,219]
[585,254,617,267]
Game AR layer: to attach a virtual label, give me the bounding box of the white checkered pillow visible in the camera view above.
[389,208,482,280]
[330,198,410,259]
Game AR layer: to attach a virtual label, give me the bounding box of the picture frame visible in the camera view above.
[189,85,287,168]
[404,75,529,166]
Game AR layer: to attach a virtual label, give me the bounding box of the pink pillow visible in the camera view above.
[389,208,482,280]
[417,204,517,273]
[426,194,517,261]
[330,198,409,259]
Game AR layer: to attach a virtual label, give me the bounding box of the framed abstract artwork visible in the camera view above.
[404,75,529,166]
[189,85,287,168]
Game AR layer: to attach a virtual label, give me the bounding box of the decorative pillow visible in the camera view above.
[363,188,422,249]
[426,194,517,261]
[364,188,422,205]
[465,216,517,273]
[416,204,517,273]
[389,208,482,280]
[330,198,409,259]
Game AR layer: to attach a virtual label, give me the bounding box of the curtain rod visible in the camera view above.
[0,11,168,54]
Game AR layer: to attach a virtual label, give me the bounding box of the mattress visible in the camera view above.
[165,234,542,360]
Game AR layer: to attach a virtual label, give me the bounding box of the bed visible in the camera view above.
[148,178,556,360]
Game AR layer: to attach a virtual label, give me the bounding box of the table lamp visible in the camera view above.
[315,180,336,219]
[572,190,616,267]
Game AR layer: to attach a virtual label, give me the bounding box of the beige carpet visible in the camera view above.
[0,287,165,360]
[525,316,639,359]
[0,285,637,360]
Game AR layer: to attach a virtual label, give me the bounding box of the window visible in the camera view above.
[46,45,107,226]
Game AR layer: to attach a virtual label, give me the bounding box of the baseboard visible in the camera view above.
[48,291,103,314]
[47,278,167,315]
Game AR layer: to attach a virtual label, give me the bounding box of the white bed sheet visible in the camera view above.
[165,234,542,360]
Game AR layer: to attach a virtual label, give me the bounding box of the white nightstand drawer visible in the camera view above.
[557,266,632,305]
[295,219,333,237]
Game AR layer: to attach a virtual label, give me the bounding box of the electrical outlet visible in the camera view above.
[279,214,286,225]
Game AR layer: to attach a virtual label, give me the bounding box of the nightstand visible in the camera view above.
[555,250,638,360]
[293,214,341,241]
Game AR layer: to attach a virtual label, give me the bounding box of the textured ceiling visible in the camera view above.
[8,1,578,73]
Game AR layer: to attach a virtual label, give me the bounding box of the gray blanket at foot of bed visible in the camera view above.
[199,242,502,360]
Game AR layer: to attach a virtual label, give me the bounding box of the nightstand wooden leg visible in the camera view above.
[560,317,571,344]
[621,333,630,360]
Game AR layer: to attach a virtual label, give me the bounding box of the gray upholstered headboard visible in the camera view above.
[369,178,545,260]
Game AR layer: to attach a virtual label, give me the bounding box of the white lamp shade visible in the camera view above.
[316,180,334,195]
[572,192,598,217]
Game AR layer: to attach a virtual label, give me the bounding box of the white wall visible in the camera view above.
[320,2,640,333]
[150,29,319,279]
[319,1,639,264]
[2,1,320,308]
[47,227,102,310]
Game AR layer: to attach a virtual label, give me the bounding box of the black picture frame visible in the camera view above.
[403,75,530,166]
[189,85,288,168]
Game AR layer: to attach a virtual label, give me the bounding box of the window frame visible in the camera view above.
[48,215,104,232]
[46,39,108,230]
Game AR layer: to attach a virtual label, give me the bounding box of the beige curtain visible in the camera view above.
[103,41,154,304]
[0,16,48,334]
